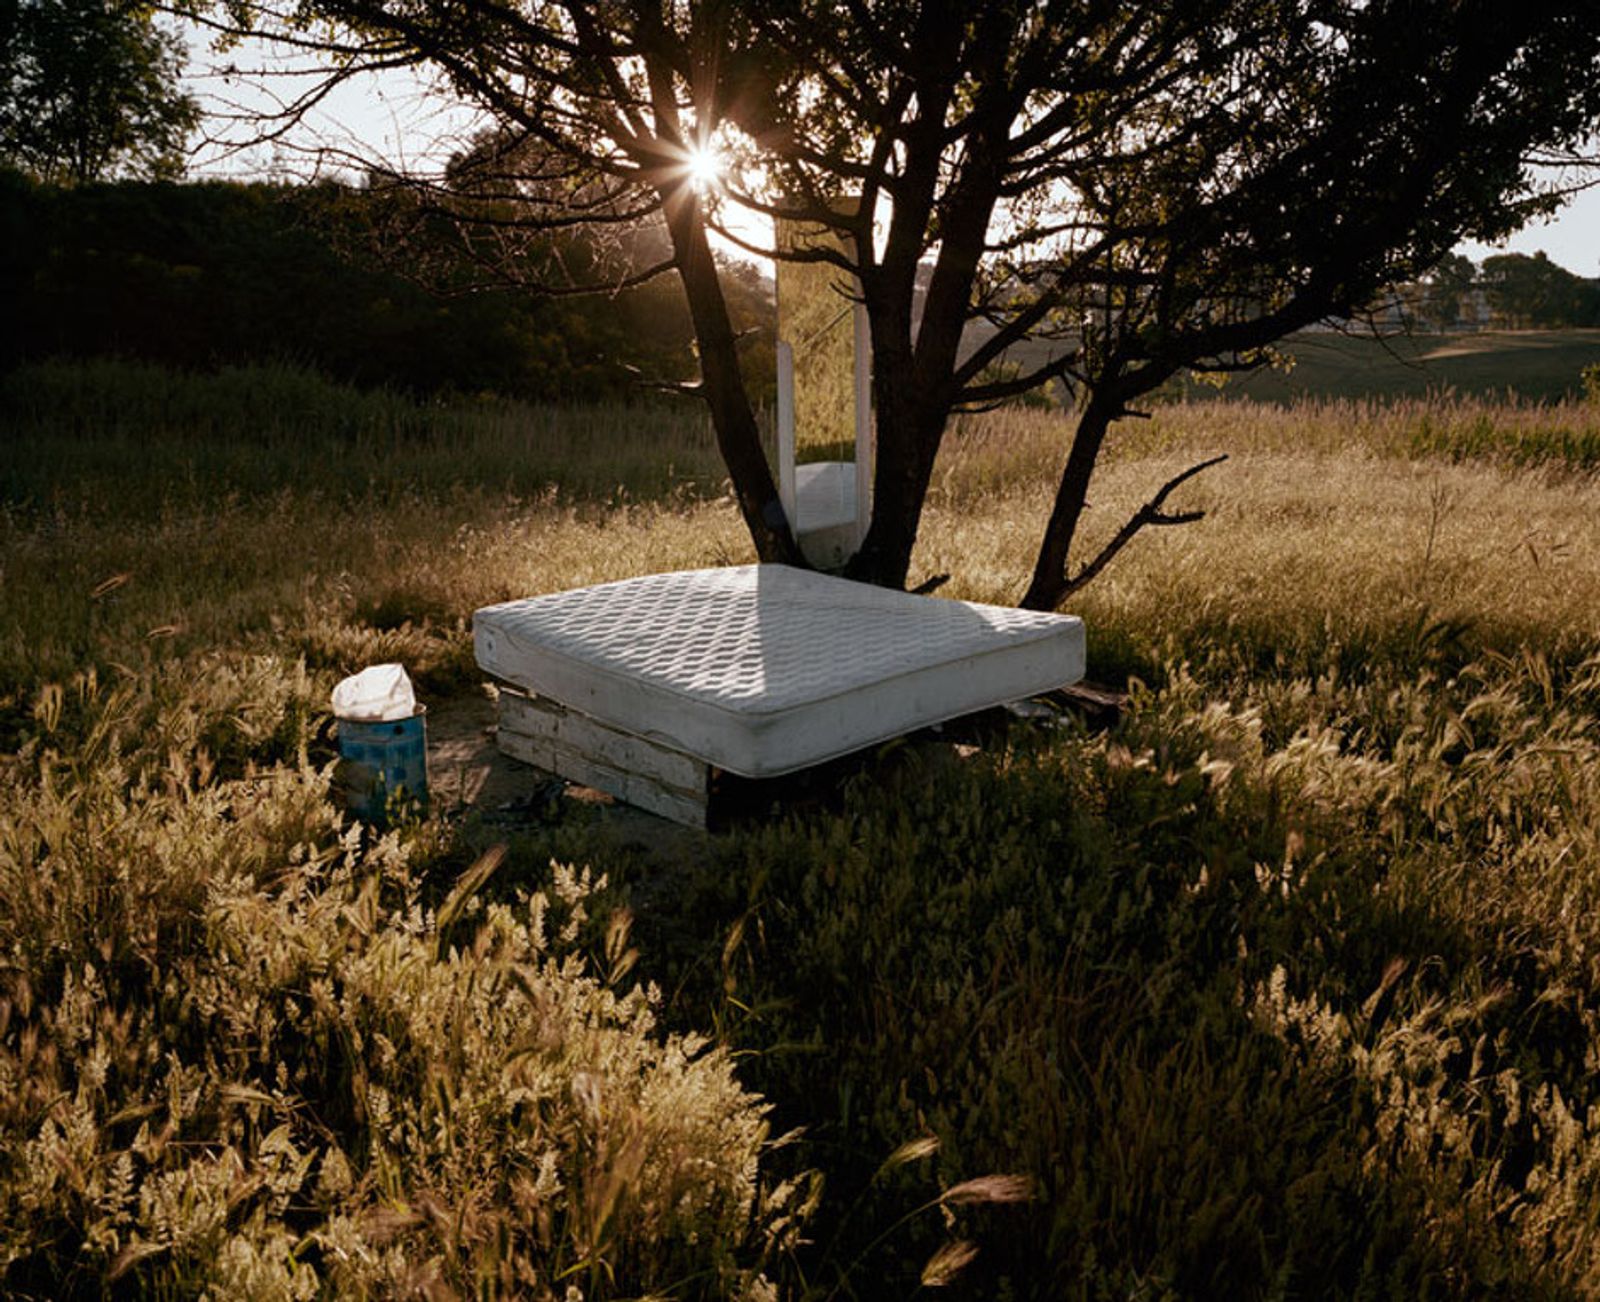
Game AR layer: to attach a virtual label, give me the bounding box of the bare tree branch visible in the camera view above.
[1051,454,1230,606]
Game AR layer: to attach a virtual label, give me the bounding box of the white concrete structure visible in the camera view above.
[774,217,874,568]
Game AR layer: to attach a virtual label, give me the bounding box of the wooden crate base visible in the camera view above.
[492,685,1103,831]
[496,689,710,828]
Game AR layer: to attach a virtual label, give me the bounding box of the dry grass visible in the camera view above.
[7,367,1598,699]
[7,360,1600,1297]
[0,489,753,693]
[924,407,1600,686]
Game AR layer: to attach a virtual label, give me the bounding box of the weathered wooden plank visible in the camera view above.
[498,690,706,791]
[496,720,709,829]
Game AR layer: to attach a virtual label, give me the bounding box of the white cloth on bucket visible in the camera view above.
[332,663,416,722]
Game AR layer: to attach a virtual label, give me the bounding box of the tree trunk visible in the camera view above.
[661,189,804,566]
[844,366,943,590]
[1021,398,1116,611]
[843,233,985,588]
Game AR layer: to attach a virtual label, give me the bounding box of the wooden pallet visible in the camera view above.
[493,679,1117,831]
[495,688,710,827]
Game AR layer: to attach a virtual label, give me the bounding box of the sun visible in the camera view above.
[684,142,724,190]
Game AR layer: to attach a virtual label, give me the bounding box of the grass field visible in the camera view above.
[5,359,1600,1297]
[1191,327,1600,404]
[998,327,1600,406]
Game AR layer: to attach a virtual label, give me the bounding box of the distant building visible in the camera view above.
[1458,287,1492,331]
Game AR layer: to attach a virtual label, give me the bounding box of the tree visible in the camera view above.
[1,1,199,184]
[1481,250,1589,328]
[1418,252,1479,332]
[189,0,1600,607]
[0,171,763,396]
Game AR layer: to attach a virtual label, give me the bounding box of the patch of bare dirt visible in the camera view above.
[423,688,525,814]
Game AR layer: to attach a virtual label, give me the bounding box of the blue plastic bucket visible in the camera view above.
[337,706,428,823]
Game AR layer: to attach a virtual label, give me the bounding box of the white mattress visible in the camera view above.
[473,564,1085,778]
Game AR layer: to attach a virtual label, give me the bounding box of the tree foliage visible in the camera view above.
[1415,251,1482,331]
[0,1,199,184]
[194,0,1600,604]
[0,170,772,399]
[1480,250,1600,329]
[1392,248,1600,331]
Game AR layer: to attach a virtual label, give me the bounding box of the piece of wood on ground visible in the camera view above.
[1047,681,1127,729]
[496,689,710,828]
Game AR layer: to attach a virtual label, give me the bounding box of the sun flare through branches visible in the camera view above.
[683,141,723,191]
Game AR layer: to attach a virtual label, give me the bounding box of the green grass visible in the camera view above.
[6,359,1600,1297]
[1207,327,1600,404]
[998,328,1600,405]
[0,357,733,513]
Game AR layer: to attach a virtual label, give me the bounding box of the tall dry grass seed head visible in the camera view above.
[708,642,1600,1295]
[0,655,798,1298]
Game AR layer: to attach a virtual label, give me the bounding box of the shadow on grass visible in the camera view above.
[547,706,1594,1299]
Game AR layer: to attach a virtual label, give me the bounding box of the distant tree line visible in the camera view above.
[1401,250,1600,332]
[0,170,775,402]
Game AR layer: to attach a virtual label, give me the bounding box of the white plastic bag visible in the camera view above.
[331,663,417,722]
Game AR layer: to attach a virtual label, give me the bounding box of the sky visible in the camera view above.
[1457,185,1600,277]
[185,40,477,181]
[184,37,1600,279]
